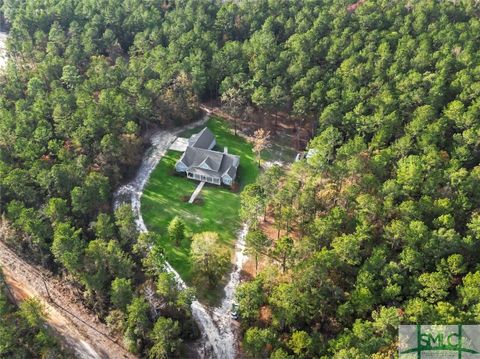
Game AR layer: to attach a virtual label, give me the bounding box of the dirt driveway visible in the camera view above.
[0,239,136,359]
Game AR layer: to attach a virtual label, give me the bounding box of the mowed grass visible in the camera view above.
[141,117,259,288]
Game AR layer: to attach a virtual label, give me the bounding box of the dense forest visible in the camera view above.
[237,1,480,358]
[1,0,480,357]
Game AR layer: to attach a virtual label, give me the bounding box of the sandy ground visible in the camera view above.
[0,239,136,359]
[0,32,7,68]
[169,137,189,152]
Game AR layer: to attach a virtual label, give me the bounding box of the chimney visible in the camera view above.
[224,147,228,154]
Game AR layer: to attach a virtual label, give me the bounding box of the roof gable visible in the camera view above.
[182,146,223,172]
[199,156,216,170]
[220,153,240,180]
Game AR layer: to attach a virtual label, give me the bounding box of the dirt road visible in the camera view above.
[0,239,137,359]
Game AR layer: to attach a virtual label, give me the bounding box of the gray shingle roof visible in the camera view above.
[179,147,239,178]
[181,147,224,171]
[190,127,215,149]
[225,165,237,179]
[219,153,240,179]
[178,127,239,183]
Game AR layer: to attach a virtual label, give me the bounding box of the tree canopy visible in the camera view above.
[2,0,480,357]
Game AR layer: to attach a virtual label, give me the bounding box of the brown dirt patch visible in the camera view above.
[200,102,313,151]
[0,237,136,359]
[347,0,366,12]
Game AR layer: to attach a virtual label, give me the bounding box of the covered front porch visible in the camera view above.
[187,171,221,185]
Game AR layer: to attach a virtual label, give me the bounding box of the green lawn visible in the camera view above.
[141,117,259,294]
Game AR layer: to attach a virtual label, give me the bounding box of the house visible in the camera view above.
[175,127,240,186]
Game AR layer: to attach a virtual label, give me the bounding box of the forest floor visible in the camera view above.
[0,237,136,359]
[241,215,300,280]
[200,102,310,163]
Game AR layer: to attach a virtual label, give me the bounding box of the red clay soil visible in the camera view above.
[241,255,270,281]
[0,239,136,359]
[241,216,300,281]
[259,306,272,323]
[259,215,300,243]
[347,0,366,12]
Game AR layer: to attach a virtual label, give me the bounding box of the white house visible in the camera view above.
[175,127,239,186]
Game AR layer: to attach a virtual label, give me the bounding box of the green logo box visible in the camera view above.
[399,325,480,358]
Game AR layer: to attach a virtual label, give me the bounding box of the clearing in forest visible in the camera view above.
[141,117,259,294]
